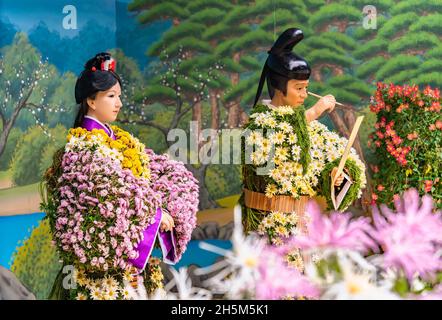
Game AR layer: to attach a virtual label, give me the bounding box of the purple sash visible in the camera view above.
[81,116,177,272]
[128,207,178,271]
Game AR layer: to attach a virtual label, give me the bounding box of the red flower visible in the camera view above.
[435,120,442,130]
[375,141,381,148]
[386,144,395,153]
[423,86,440,99]
[392,136,403,145]
[377,185,385,192]
[429,101,440,112]
[429,124,436,131]
[371,193,378,205]
[386,128,396,137]
[376,131,385,139]
[396,103,409,113]
[424,180,433,193]
[407,132,418,140]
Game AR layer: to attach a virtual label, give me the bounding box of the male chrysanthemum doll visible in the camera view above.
[240,28,367,246]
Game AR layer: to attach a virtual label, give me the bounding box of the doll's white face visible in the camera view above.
[273,79,309,107]
[86,82,122,123]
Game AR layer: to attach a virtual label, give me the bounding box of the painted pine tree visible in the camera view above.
[129,0,230,209]
[354,0,442,87]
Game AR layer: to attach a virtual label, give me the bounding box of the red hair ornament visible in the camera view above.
[101,58,116,72]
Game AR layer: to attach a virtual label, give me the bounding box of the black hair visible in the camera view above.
[266,71,289,99]
[253,28,311,107]
[73,52,122,128]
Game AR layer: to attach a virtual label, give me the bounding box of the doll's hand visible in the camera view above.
[316,95,336,114]
[331,166,345,186]
[160,211,175,232]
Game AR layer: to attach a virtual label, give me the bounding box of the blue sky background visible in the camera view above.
[0,0,169,73]
[0,0,117,37]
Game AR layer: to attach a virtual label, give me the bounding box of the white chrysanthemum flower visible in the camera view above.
[327,150,340,162]
[310,175,319,186]
[270,105,294,116]
[254,113,267,126]
[291,145,301,158]
[279,121,293,133]
[246,131,263,146]
[251,151,266,165]
[258,138,272,153]
[256,150,268,165]
[76,292,88,300]
[261,217,274,229]
[120,287,131,300]
[264,115,277,128]
[281,180,293,193]
[269,131,285,145]
[275,225,289,237]
[310,148,322,159]
[293,162,303,175]
[265,183,278,198]
[103,276,119,290]
[272,211,286,224]
[165,268,212,300]
[275,147,289,161]
[195,206,266,299]
[321,252,399,300]
[90,287,103,300]
[287,212,299,225]
[288,133,298,144]
[105,287,119,300]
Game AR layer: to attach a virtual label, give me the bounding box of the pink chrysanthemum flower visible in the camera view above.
[289,200,377,253]
[146,149,199,261]
[256,247,320,300]
[371,188,442,281]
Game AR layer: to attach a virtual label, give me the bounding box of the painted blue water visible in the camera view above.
[152,239,232,269]
[0,212,46,268]
[0,212,232,270]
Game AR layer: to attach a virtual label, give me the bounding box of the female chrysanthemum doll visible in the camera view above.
[42,53,198,300]
[240,29,367,254]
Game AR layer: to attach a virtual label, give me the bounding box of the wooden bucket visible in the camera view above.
[243,188,328,231]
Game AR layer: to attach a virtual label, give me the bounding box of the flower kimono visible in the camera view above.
[240,101,367,236]
[43,116,198,300]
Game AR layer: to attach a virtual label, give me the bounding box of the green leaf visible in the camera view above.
[393,277,410,296]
